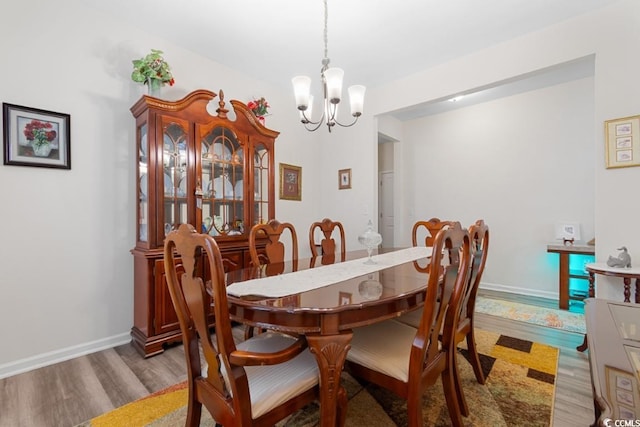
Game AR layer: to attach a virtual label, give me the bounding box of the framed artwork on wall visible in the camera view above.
[605,115,640,169]
[3,103,71,169]
[338,168,351,189]
[279,163,302,201]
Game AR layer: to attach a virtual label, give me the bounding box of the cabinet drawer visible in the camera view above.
[222,250,244,272]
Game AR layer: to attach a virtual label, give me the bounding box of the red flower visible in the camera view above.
[23,119,56,145]
[247,97,269,117]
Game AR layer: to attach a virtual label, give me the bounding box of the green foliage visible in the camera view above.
[131,49,175,86]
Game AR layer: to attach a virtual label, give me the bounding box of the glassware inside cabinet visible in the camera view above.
[162,123,188,236]
[253,143,269,225]
[138,124,148,242]
[200,126,245,236]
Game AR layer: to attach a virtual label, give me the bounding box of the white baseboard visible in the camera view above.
[479,281,559,301]
[0,333,131,380]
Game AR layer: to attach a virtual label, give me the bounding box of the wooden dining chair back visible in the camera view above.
[451,219,490,416]
[345,221,471,426]
[249,219,299,275]
[309,218,346,265]
[164,223,326,427]
[411,217,453,273]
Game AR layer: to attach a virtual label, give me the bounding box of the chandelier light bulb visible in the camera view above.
[324,67,344,104]
[348,85,366,116]
[291,76,312,110]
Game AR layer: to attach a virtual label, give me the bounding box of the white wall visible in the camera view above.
[367,0,640,300]
[402,78,595,297]
[0,0,322,377]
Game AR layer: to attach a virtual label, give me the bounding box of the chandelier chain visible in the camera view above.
[323,0,329,62]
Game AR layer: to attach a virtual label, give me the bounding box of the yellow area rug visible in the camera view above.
[78,329,558,427]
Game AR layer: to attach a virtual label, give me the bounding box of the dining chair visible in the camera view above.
[451,219,490,416]
[249,219,299,275]
[344,221,472,427]
[164,223,335,427]
[411,217,452,273]
[247,219,299,338]
[397,220,490,417]
[309,218,346,265]
[396,218,453,327]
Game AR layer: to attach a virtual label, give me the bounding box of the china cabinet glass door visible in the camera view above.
[138,124,148,242]
[200,126,245,236]
[162,122,189,238]
[253,142,270,226]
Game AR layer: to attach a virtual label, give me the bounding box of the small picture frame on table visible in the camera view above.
[604,115,640,169]
[339,168,351,190]
[3,103,71,169]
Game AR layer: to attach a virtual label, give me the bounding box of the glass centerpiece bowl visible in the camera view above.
[358,274,383,300]
[358,220,383,264]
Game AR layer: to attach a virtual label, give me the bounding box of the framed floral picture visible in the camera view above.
[3,103,71,169]
[279,163,302,201]
[339,168,352,189]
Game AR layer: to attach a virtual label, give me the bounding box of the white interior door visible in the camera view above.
[379,171,394,248]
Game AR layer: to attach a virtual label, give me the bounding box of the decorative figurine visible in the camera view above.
[607,246,632,268]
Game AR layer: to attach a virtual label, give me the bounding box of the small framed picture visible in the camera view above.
[3,103,71,169]
[606,366,640,420]
[279,163,302,201]
[605,115,640,169]
[554,222,581,241]
[338,168,351,190]
[339,291,352,306]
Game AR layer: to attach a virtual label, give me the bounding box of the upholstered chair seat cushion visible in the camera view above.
[395,307,422,328]
[211,332,319,419]
[346,319,424,383]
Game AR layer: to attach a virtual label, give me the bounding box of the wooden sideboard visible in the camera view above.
[547,244,595,310]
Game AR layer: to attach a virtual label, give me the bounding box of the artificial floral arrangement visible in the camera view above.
[24,119,57,148]
[247,97,270,117]
[131,49,175,87]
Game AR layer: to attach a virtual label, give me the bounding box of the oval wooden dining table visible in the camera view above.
[224,248,433,427]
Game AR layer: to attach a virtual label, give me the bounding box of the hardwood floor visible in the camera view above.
[0,291,595,427]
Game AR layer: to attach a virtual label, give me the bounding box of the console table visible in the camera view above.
[585,263,640,304]
[585,298,640,425]
[547,244,595,310]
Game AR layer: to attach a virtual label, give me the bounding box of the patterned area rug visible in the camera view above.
[78,329,558,427]
[475,296,586,334]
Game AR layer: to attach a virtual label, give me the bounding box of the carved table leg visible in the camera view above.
[624,277,631,303]
[306,331,353,427]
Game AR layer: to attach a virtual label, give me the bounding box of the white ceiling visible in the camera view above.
[88,0,613,118]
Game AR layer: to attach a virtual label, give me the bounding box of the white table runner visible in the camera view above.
[226,246,432,298]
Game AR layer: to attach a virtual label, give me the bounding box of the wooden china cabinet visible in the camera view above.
[130,89,278,357]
